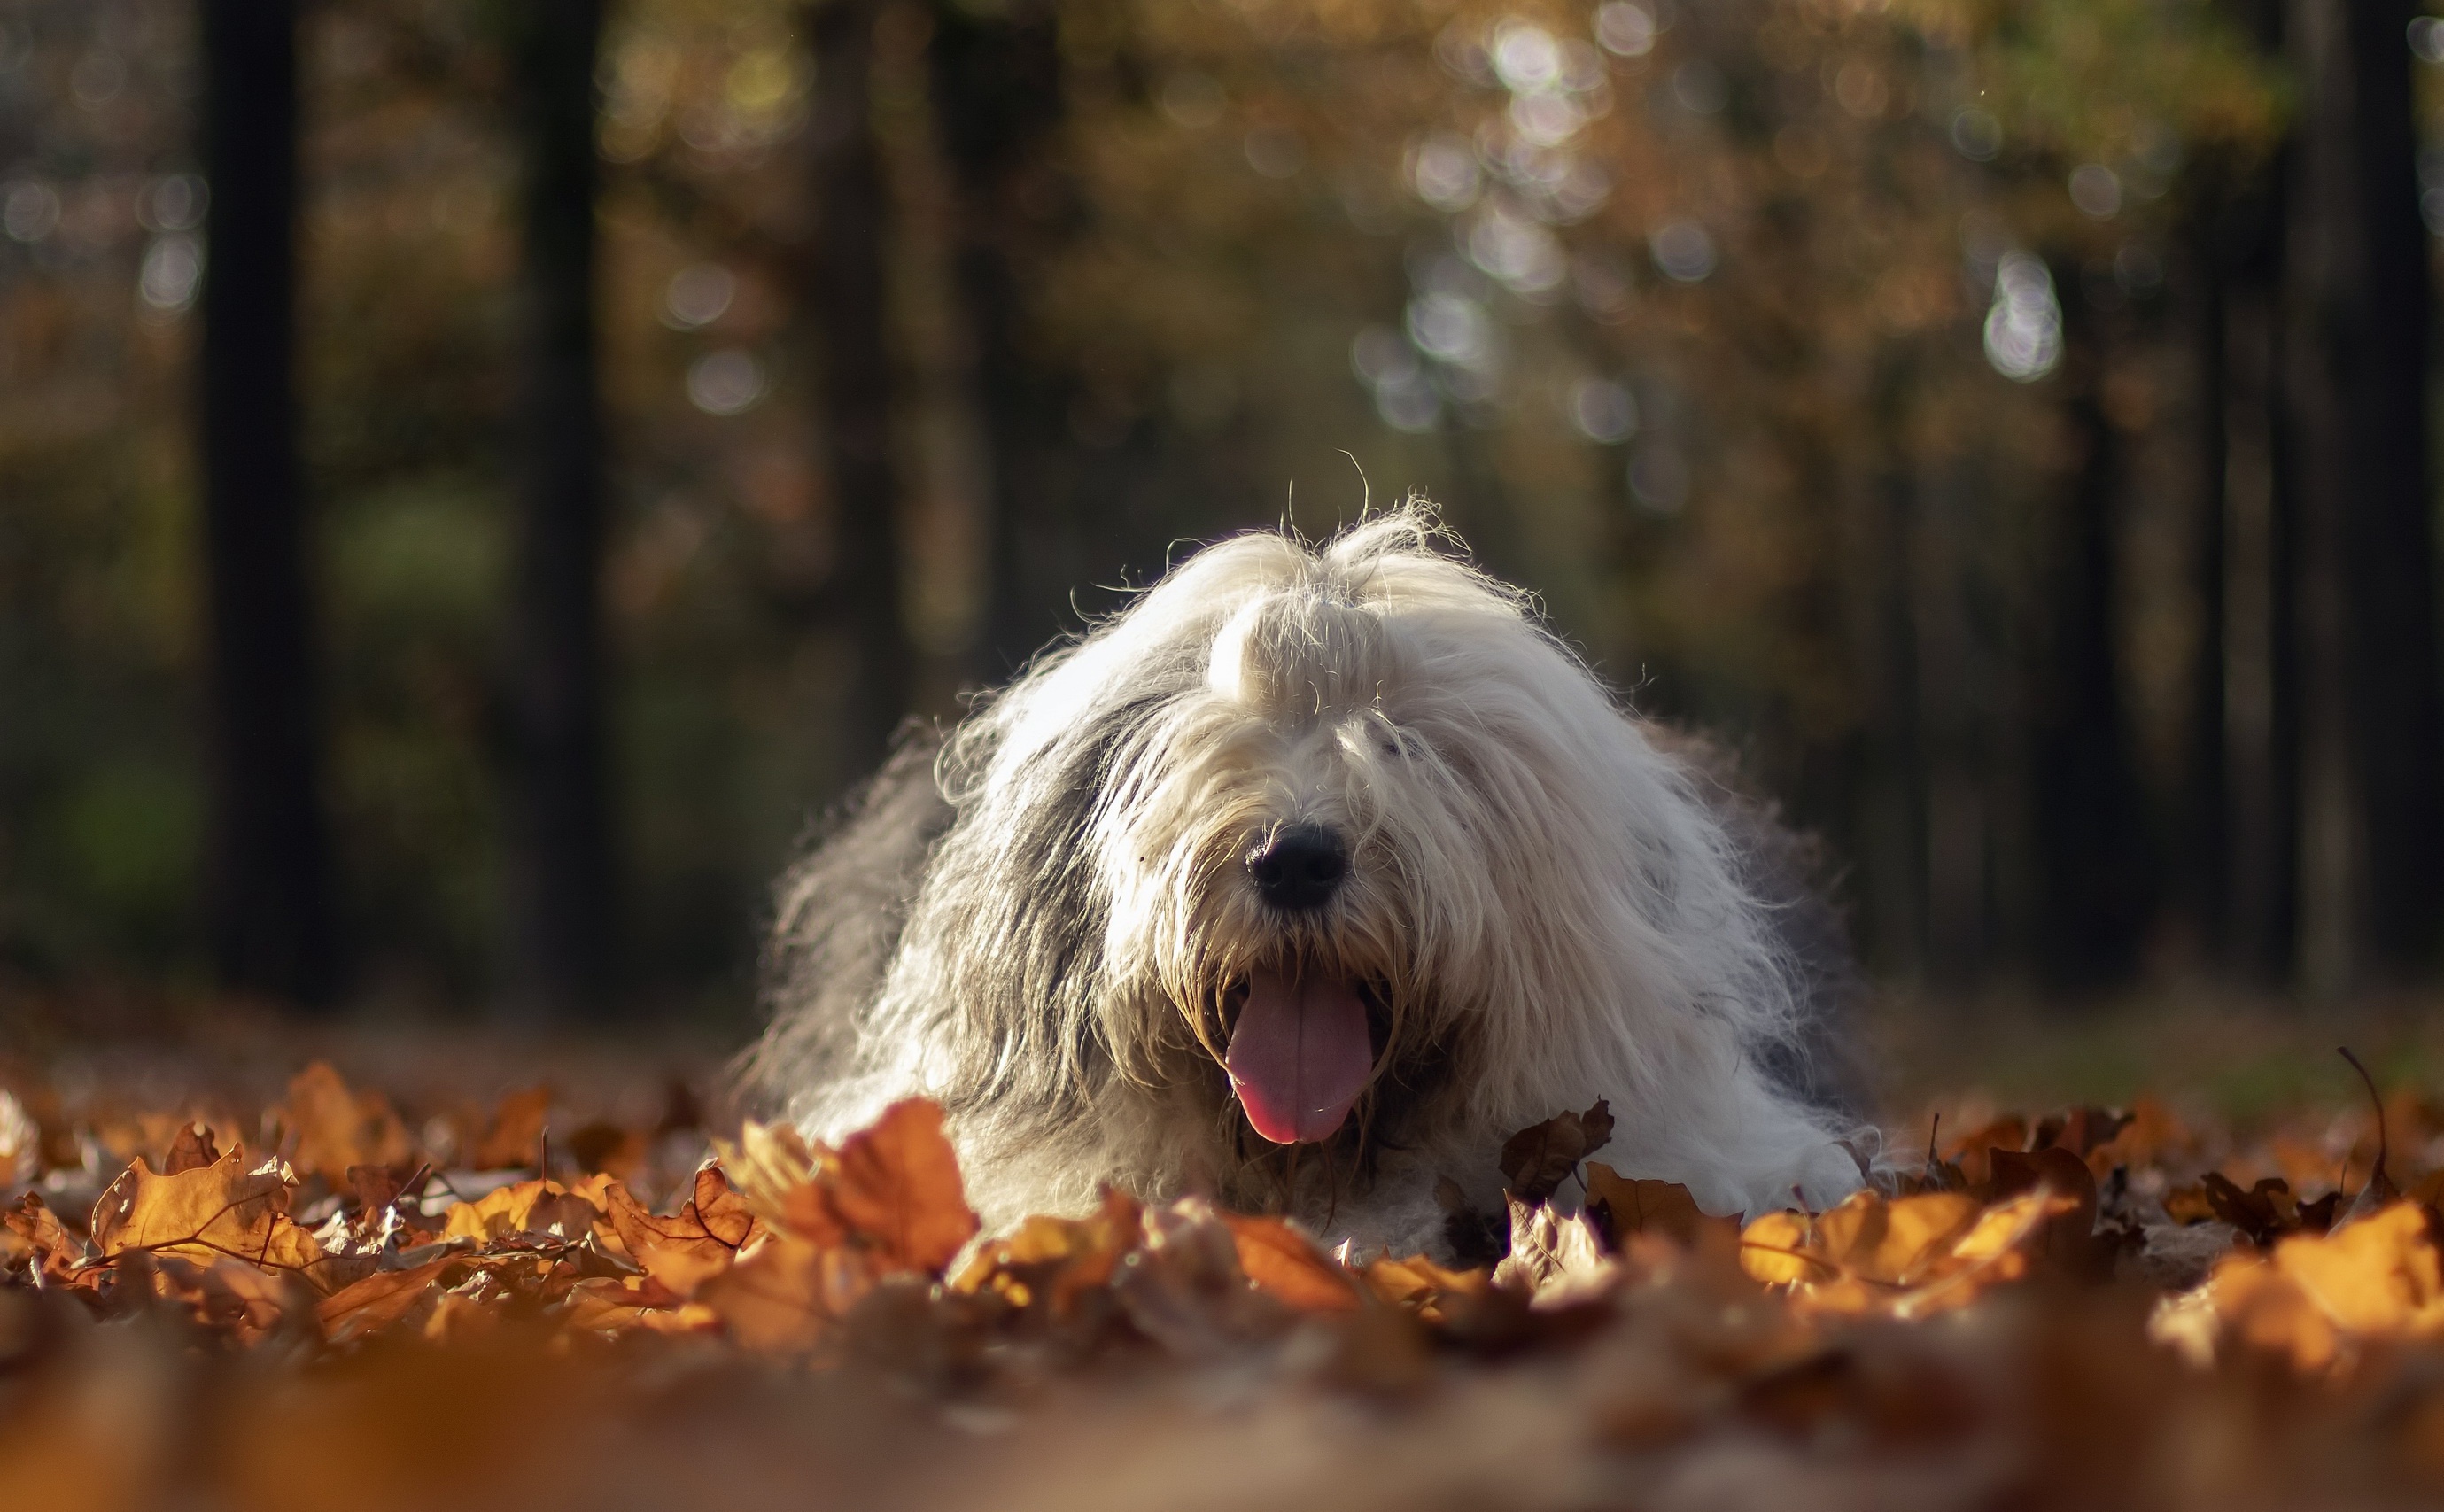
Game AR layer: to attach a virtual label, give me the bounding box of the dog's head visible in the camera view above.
[938,509,1796,1167]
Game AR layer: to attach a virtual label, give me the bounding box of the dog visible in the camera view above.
[744,510,1864,1258]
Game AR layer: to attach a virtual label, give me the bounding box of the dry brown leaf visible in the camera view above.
[469,1085,553,1172]
[712,1120,848,1246]
[563,1274,721,1335]
[439,1174,609,1245]
[163,1120,221,1175]
[1220,1213,1361,1311]
[700,1233,874,1353]
[3,1191,83,1283]
[1359,1252,1489,1324]
[953,1186,1142,1314]
[278,1063,413,1183]
[89,1144,331,1285]
[318,1259,454,1343]
[823,1099,977,1276]
[601,1167,764,1295]
[1582,1164,1735,1249]
[1498,1099,1614,1204]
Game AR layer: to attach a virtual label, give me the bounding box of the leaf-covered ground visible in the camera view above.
[12,1011,2444,1510]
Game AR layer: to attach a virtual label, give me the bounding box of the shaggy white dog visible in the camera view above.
[747,511,1863,1257]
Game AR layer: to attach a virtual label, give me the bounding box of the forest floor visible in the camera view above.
[7,978,2444,1510]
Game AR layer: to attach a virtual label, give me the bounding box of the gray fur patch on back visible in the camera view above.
[738,727,951,1116]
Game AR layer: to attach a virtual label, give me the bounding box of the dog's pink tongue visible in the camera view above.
[1226,967,1373,1144]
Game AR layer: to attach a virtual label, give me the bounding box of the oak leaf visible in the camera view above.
[89,1144,330,1285]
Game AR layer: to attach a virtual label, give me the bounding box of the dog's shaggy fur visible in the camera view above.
[744,513,1863,1257]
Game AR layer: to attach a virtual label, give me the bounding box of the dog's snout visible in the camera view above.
[1247,824,1348,911]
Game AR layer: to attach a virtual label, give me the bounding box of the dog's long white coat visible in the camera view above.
[751,512,1863,1256]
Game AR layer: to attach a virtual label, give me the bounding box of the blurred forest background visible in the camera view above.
[3,0,2441,1027]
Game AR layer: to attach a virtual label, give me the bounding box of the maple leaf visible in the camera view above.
[1499,1099,1614,1204]
[601,1166,764,1295]
[278,1063,414,1183]
[88,1144,332,1286]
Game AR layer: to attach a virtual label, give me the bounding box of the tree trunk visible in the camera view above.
[928,0,1075,674]
[2283,0,2441,989]
[808,0,912,769]
[507,0,615,1017]
[2338,0,2442,975]
[198,0,338,1008]
[2029,275,2153,987]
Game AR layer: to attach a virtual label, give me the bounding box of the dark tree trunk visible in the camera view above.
[2182,229,2231,966]
[808,0,912,769]
[507,0,615,1017]
[2337,0,2441,974]
[198,0,338,1008]
[929,0,1076,674]
[2029,276,2153,987]
[2283,0,2442,989]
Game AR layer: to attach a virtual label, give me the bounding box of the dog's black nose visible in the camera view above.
[1247,824,1348,911]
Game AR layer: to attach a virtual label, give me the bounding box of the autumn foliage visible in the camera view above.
[15,1063,2444,1507]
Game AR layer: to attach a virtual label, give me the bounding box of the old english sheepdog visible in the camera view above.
[746,511,1863,1257]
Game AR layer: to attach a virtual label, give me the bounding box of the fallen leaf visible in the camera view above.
[89,1144,330,1285]
[1582,1164,1734,1249]
[278,1063,413,1183]
[823,1100,977,1276]
[1220,1213,1360,1311]
[163,1121,220,1175]
[317,1259,454,1343]
[601,1167,764,1295]
[469,1085,553,1172]
[440,1175,607,1245]
[1498,1099,1614,1204]
[3,1191,83,1282]
[700,1233,873,1354]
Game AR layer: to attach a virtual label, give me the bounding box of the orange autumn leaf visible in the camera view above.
[1221,1213,1361,1311]
[89,1144,330,1285]
[563,1274,721,1336]
[3,1191,83,1283]
[699,1233,875,1353]
[440,1175,610,1245]
[953,1186,1142,1313]
[1583,1164,1734,1248]
[1359,1252,1489,1322]
[601,1167,764,1295]
[278,1063,413,1183]
[823,1100,977,1276]
[318,1259,454,1343]
[712,1120,847,1247]
[469,1085,553,1172]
